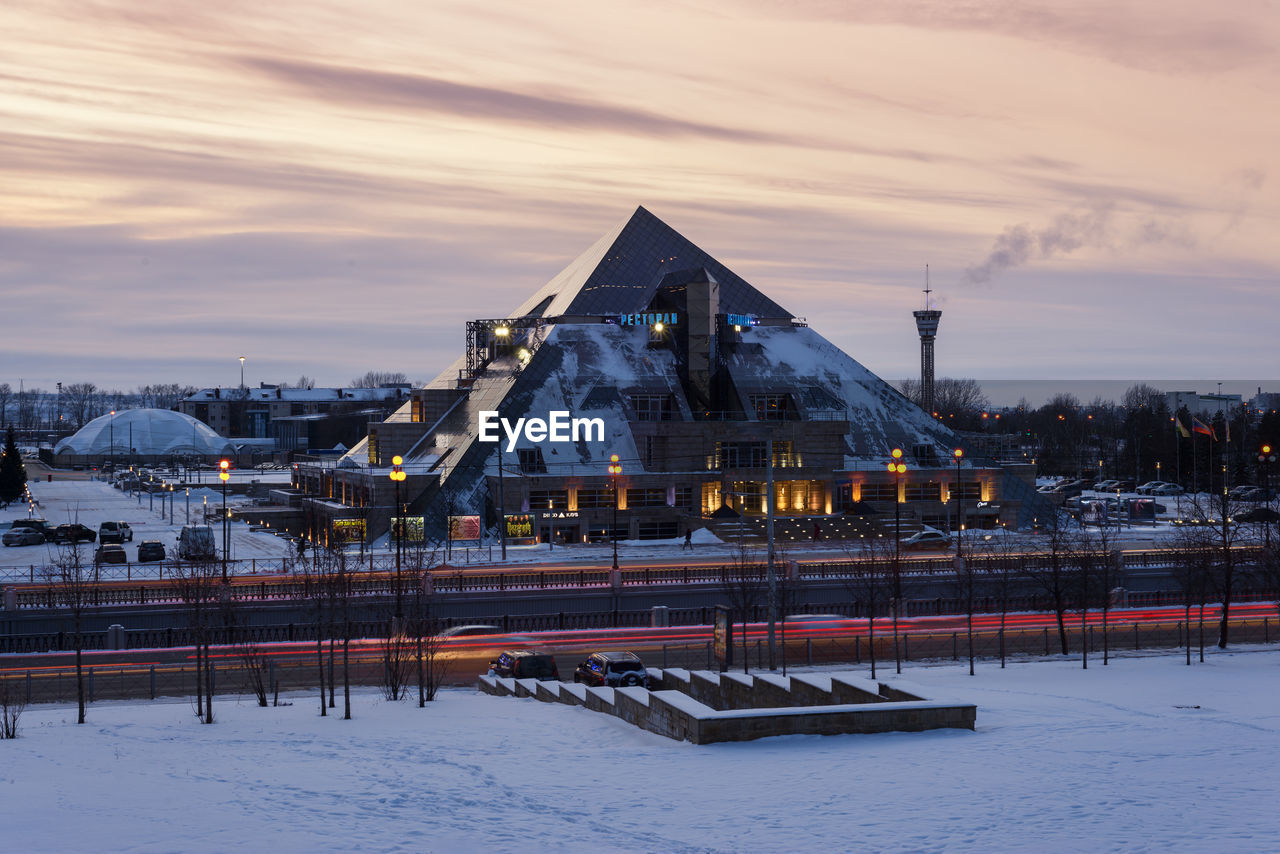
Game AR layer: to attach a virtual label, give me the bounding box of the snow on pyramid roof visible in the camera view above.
[508,206,790,319]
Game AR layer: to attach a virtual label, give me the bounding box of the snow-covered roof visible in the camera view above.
[54,409,233,457]
[184,386,408,403]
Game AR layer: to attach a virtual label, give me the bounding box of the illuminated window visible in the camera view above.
[528,489,567,510]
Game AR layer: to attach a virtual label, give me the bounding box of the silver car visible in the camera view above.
[3,527,44,546]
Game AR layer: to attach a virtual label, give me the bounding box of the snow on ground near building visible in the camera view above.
[3,480,293,564]
[3,651,1278,853]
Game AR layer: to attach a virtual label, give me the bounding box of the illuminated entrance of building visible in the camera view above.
[702,480,826,515]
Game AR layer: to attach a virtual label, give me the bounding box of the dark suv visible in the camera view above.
[573,651,649,688]
[53,523,97,544]
[490,651,560,681]
[9,519,56,540]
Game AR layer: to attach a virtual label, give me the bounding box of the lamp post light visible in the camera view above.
[953,448,964,558]
[219,459,230,581]
[108,410,116,470]
[239,356,246,389]
[389,455,407,620]
[608,454,622,572]
[1260,444,1275,550]
[888,448,907,674]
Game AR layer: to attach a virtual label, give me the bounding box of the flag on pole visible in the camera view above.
[1192,416,1216,440]
[1175,417,1191,439]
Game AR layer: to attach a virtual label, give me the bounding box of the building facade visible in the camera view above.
[285,207,1042,548]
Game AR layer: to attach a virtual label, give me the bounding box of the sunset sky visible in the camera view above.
[3,1,1276,396]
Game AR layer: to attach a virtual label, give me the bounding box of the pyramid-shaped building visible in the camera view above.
[290,207,1039,546]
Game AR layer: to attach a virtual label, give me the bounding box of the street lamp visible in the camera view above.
[887,448,907,674]
[239,356,246,388]
[389,455,407,619]
[608,453,622,571]
[1259,444,1275,550]
[109,410,116,470]
[218,459,230,581]
[953,448,964,557]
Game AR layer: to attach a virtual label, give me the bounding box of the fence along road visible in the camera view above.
[0,546,1249,609]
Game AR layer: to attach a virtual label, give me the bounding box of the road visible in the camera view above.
[5,602,1275,703]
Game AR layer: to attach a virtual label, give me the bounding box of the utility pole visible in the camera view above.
[766,438,777,670]
[497,443,507,560]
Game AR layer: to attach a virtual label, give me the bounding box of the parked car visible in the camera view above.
[1148,483,1184,496]
[490,650,560,681]
[573,651,649,688]
[94,544,128,565]
[8,519,56,540]
[1135,481,1173,495]
[3,527,45,546]
[53,523,97,544]
[137,540,166,562]
[900,530,952,551]
[1235,487,1266,502]
[177,525,216,559]
[1093,480,1121,492]
[98,521,134,543]
[1236,507,1280,524]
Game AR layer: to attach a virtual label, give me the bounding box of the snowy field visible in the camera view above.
[3,650,1277,853]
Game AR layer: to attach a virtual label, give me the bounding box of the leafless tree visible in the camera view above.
[972,532,1025,669]
[171,557,220,723]
[285,375,316,390]
[44,541,94,724]
[1021,511,1077,655]
[718,544,767,673]
[298,548,331,716]
[1167,524,1215,664]
[404,541,449,705]
[899,377,990,419]
[61,382,98,429]
[1182,489,1250,648]
[349,371,408,388]
[1071,521,1123,667]
[840,537,895,680]
[1,674,26,738]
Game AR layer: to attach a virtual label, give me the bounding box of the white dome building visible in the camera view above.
[55,409,233,464]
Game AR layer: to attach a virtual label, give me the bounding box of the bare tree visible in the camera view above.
[171,557,220,723]
[1,670,26,737]
[349,371,408,388]
[969,530,1027,669]
[286,375,316,390]
[718,545,767,673]
[841,538,895,680]
[61,383,98,429]
[1167,524,1215,664]
[1021,511,1077,655]
[1182,489,1250,648]
[298,549,330,716]
[404,541,449,705]
[1071,521,1123,668]
[44,541,95,724]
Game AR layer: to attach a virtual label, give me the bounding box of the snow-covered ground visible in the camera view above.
[3,650,1277,852]
[2,479,293,565]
